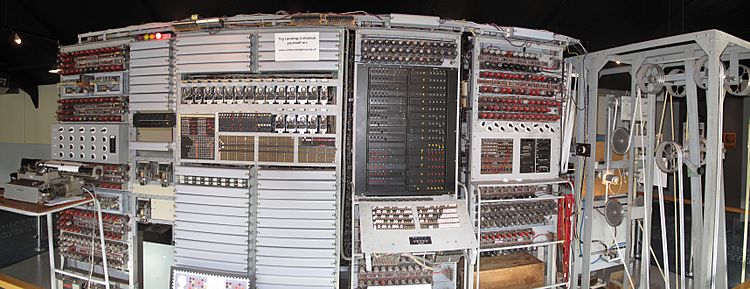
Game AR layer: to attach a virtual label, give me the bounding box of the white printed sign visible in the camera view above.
[274,32,320,62]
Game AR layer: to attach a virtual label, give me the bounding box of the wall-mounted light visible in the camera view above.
[615,60,621,65]
[12,32,21,45]
[48,69,60,74]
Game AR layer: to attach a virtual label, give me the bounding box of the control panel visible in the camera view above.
[469,37,564,181]
[51,123,129,164]
[358,200,476,254]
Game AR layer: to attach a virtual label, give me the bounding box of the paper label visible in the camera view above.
[274,32,320,61]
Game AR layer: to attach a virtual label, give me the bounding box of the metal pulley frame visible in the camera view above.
[637,63,666,93]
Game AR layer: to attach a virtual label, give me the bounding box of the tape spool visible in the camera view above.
[610,127,630,155]
[605,199,624,227]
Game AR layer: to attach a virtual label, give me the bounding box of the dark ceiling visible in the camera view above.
[1,0,748,95]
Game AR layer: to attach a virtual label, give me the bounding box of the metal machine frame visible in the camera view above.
[567,30,750,289]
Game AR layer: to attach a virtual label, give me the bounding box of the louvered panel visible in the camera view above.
[255,275,335,288]
[174,257,247,274]
[129,40,173,111]
[175,221,247,236]
[175,239,246,254]
[253,169,338,289]
[174,166,250,275]
[255,256,336,268]
[175,31,253,74]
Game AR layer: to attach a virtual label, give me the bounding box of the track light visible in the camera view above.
[12,32,21,45]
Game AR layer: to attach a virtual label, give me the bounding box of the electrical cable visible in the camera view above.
[82,185,101,289]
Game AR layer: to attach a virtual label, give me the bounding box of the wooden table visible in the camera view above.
[0,188,110,289]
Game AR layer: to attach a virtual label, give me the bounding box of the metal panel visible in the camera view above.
[175,184,248,198]
[256,189,335,200]
[177,53,253,65]
[130,102,170,111]
[256,228,335,239]
[255,275,335,287]
[130,84,169,94]
[257,199,335,210]
[257,170,336,180]
[177,33,252,46]
[256,218,335,229]
[175,239,247,254]
[131,48,170,59]
[130,66,170,76]
[255,237,335,249]
[174,230,248,245]
[174,248,247,264]
[174,257,247,273]
[176,43,251,55]
[130,57,170,68]
[176,62,252,74]
[256,247,334,259]
[255,265,334,277]
[129,93,169,103]
[130,75,171,85]
[175,212,248,226]
[256,208,335,220]
[131,40,170,50]
[175,203,249,216]
[255,256,335,268]
[176,194,248,207]
[257,180,335,191]
[175,221,248,236]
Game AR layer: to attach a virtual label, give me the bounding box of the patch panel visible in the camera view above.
[298,137,336,163]
[480,138,513,174]
[51,123,129,164]
[257,136,294,163]
[179,116,215,160]
[218,135,254,161]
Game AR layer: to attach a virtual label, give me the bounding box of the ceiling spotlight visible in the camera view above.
[615,60,621,65]
[48,69,60,74]
[12,32,21,45]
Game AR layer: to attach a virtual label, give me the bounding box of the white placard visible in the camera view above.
[274,32,320,61]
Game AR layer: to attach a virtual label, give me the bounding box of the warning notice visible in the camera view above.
[274,32,320,62]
